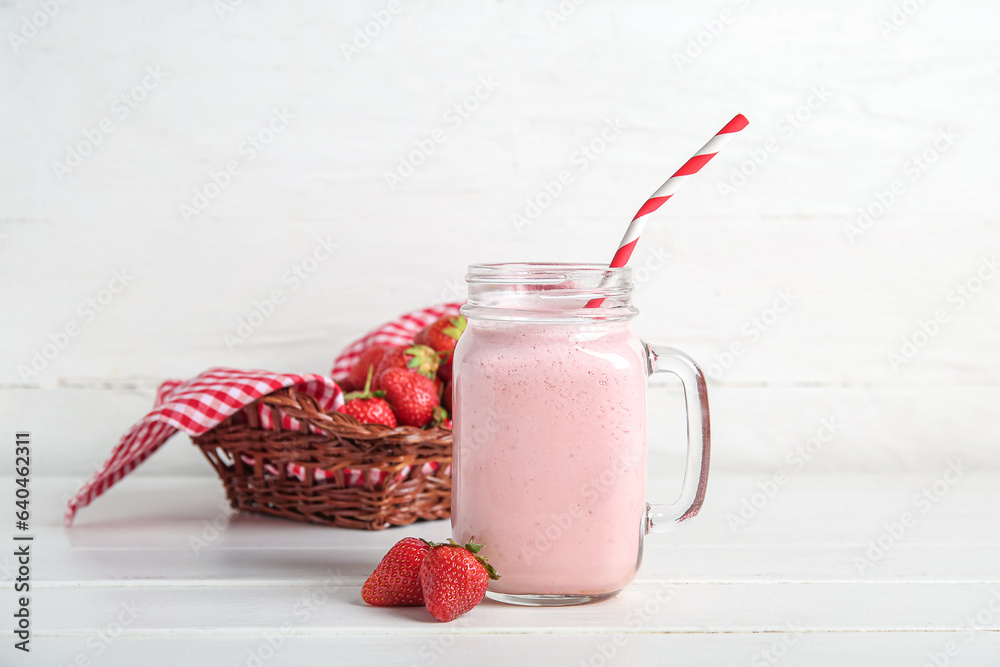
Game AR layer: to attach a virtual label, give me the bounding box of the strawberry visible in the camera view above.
[413,325,431,346]
[338,366,397,428]
[441,379,453,413]
[380,368,440,427]
[373,344,439,387]
[361,537,431,606]
[339,344,393,392]
[419,538,500,622]
[426,315,467,382]
[426,315,467,353]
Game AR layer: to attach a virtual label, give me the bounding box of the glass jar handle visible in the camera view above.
[644,343,711,533]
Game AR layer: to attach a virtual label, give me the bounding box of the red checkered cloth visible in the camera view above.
[63,369,343,526]
[65,302,465,526]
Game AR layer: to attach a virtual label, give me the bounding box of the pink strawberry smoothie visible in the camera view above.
[451,319,648,596]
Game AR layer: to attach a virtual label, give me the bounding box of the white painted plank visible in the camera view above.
[2,475,997,587]
[4,580,1000,634]
[7,633,1000,667]
[10,539,1000,592]
[15,543,1000,591]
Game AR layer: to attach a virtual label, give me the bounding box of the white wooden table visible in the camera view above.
[3,469,999,666]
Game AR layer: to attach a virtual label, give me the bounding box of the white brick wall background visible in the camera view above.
[1,0,997,480]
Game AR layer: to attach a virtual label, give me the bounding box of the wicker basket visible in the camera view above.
[192,386,452,530]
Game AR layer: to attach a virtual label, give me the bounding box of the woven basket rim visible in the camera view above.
[189,386,453,530]
[215,385,449,438]
[191,385,451,464]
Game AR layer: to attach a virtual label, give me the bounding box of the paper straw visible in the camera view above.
[588,113,748,307]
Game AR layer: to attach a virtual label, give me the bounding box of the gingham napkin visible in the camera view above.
[64,302,463,526]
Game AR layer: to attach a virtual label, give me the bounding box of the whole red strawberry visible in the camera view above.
[374,344,439,388]
[426,315,467,382]
[380,367,439,427]
[338,367,397,428]
[362,537,431,606]
[339,344,393,392]
[420,539,499,622]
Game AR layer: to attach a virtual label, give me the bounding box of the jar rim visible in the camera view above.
[465,262,632,285]
[462,262,637,322]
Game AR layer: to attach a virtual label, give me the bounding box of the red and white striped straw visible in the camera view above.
[609,113,749,269]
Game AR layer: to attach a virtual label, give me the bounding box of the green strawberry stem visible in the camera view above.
[443,315,467,340]
[343,365,386,401]
[404,345,440,379]
[430,405,449,428]
[425,538,500,580]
